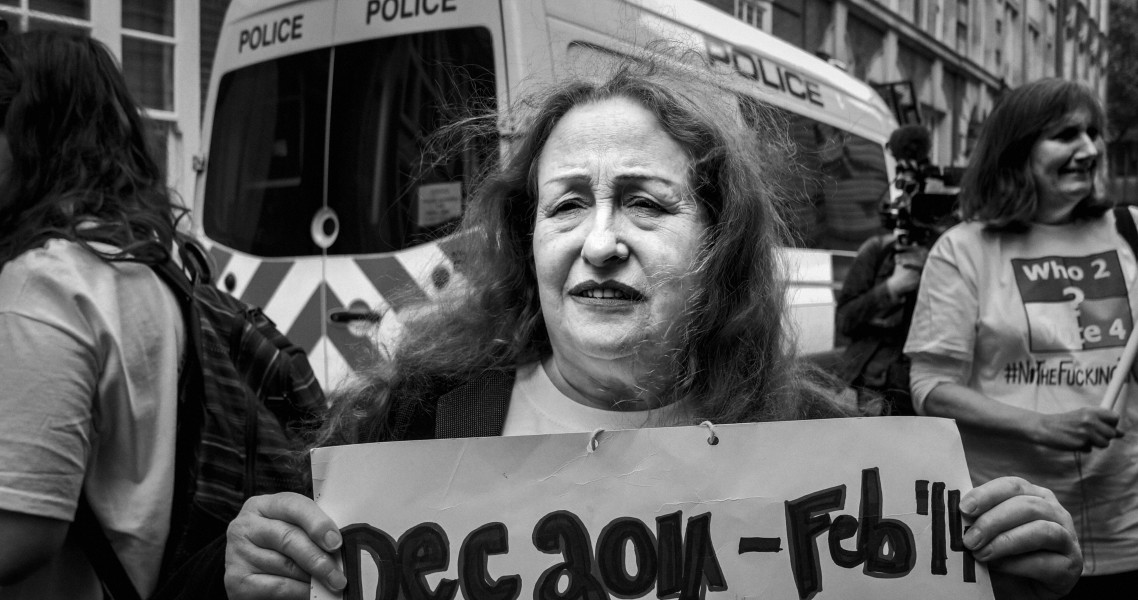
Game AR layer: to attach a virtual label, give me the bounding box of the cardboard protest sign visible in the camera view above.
[311,417,992,600]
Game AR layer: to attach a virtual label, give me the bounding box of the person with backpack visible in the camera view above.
[0,31,186,599]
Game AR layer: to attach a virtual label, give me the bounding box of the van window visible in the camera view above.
[738,96,890,252]
[204,27,496,257]
[783,112,889,251]
[204,49,329,257]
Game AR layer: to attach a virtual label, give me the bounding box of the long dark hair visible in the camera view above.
[0,30,180,267]
[959,77,1109,230]
[320,53,860,446]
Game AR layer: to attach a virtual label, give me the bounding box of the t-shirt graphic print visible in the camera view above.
[1012,250,1132,352]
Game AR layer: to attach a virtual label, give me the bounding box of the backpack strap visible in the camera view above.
[1115,206,1138,256]
[75,494,143,600]
[148,249,209,579]
[75,253,203,599]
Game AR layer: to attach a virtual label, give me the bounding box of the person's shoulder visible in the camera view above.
[2,239,95,290]
[929,221,987,253]
[856,232,894,253]
[1,240,159,310]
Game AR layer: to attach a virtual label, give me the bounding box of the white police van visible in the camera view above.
[194,0,898,388]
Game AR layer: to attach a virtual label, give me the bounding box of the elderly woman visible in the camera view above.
[220,60,1081,600]
[906,78,1138,597]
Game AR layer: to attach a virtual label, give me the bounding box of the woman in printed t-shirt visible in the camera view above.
[905,77,1138,598]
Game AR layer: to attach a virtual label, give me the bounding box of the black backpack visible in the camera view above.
[77,238,327,599]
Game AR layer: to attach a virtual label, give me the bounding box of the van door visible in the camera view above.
[201,0,504,388]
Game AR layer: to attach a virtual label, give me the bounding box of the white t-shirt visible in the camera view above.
[905,214,1138,575]
[0,240,183,599]
[502,359,692,436]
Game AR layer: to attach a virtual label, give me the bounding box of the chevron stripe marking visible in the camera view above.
[240,261,295,310]
[284,285,325,355]
[354,255,428,313]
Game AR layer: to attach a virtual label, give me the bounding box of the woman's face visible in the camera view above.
[533,96,707,405]
[1029,107,1101,224]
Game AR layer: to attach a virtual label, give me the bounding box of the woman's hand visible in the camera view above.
[224,492,347,600]
[1032,407,1122,451]
[961,477,1081,600]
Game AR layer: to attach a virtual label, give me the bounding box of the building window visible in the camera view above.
[0,0,197,205]
[122,0,176,176]
[847,12,885,82]
[0,0,90,34]
[771,0,831,56]
[735,0,767,28]
[772,0,804,47]
[29,0,86,19]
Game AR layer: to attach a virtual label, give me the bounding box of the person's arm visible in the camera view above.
[0,311,98,584]
[0,511,69,585]
[836,237,924,338]
[924,380,1122,451]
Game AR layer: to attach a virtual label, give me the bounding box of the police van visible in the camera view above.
[194,0,898,389]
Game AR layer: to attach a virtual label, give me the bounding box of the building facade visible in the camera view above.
[707,0,1110,169]
[0,0,201,207]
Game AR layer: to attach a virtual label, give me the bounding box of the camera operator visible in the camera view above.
[835,125,956,415]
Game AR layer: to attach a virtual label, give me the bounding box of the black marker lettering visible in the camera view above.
[442,0,457,12]
[827,515,861,568]
[533,511,608,600]
[596,518,657,599]
[737,537,782,554]
[677,513,727,600]
[367,0,380,23]
[947,490,964,551]
[931,482,947,575]
[423,0,440,15]
[915,480,929,516]
[785,486,845,600]
[341,524,400,600]
[459,523,520,600]
[399,523,459,600]
[656,512,683,598]
[856,468,916,579]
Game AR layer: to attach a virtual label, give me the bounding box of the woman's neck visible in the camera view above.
[541,354,680,412]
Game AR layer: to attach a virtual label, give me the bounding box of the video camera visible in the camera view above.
[881,125,960,246]
[879,163,962,247]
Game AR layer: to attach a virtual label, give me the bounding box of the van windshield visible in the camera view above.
[203,27,496,257]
